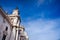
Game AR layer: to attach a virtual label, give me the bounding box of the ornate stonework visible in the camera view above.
[0,7,29,40]
[8,8,29,40]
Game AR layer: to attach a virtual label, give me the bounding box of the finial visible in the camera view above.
[15,6,19,10]
[12,6,19,15]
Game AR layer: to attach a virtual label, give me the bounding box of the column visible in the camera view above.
[15,28,19,40]
[10,27,16,40]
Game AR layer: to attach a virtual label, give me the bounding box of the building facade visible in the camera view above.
[0,7,28,40]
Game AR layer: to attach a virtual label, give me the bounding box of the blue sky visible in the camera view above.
[0,0,60,40]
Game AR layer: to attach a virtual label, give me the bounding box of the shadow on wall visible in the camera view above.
[0,24,8,40]
[2,27,8,40]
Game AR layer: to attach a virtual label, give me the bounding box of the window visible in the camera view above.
[20,36,25,40]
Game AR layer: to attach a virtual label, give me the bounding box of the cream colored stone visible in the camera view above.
[0,8,29,40]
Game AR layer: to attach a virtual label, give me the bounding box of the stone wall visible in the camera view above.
[0,14,11,40]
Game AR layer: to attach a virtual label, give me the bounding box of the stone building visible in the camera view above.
[0,7,29,40]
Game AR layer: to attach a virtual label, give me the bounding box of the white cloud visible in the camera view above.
[37,0,45,7]
[23,18,60,40]
[37,0,53,7]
